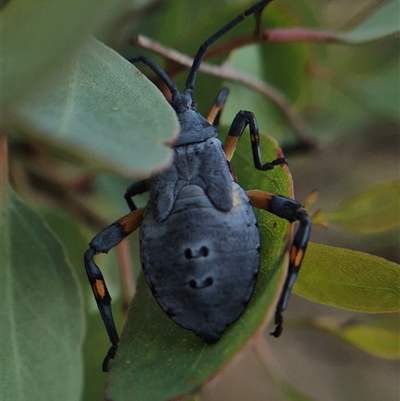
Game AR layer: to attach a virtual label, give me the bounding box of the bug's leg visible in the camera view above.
[246,190,312,337]
[84,208,144,371]
[207,88,230,126]
[254,9,263,36]
[224,110,287,170]
[253,0,269,36]
[124,178,151,211]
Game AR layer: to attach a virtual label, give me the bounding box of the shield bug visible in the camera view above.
[85,0,312,372]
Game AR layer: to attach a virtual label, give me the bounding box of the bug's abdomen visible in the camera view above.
[140,183,260,343]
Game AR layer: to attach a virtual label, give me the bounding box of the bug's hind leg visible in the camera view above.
[207,87,230,126]
[84,208,144,371]
[246,190,311,337]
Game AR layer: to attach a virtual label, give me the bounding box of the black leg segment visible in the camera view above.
[124,178,150,211]
[84,208,144,371]
[246,190,312,337]
[224,110,287,170]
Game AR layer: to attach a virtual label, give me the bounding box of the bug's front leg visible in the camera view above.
[224,110,287,170]
[246,190,312,337]
[84,208,144,371]
[124,178,150,211]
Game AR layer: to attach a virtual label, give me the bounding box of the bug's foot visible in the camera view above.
[102,344,118,372]
[261,157,288,171]
[269,311,283,338]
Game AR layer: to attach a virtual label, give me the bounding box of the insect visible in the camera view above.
[85,0,311,372]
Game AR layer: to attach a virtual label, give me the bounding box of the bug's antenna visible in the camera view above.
[128,55,179,97]
[185,0,274,92]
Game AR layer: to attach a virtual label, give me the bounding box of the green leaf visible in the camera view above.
[322,181,400,234]
[150,0,258,54]
[314,317,400,359]
[8,37,179,177]
[254,339,318,401]
[1,0,128,103]
[222,45,282,138]
[33,207,115,401]
[105,133,293,401]
[222,7,308,142]
[346,63,400,122]
[343,0,400,43]
[1,188,85,401]
[259,8,308,103]
[295,243,400,312]
[280,383,318,401]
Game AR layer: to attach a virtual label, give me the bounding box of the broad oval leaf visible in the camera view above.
[221,7,308,142]
[1,0,128,103]
[1,189,85,401]
[314,317,400,359]
[322,181,400,234]
[259,7,308,103]
[106,133,293,401]
[347,62,400,122]
[295,242,400,312]
[8,38,179,177]
[255,339,319,401]
[277,378,318,401]
[342,0,400,43]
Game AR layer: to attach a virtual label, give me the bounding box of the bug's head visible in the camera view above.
[171,89,196,114]
[171,89,218,147]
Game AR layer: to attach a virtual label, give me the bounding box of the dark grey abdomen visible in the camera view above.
[140,183,260,343]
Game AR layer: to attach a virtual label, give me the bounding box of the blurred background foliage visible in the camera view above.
[1,0,399,401]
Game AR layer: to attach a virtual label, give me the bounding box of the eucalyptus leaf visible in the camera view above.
[8,37,179,177]
[1,189,85,401]
[314,318,400,359]
[342,0,400,43]
[222,7,308,141]
[322,181,400,235]
[295,243,400,312]
[280,384,318,401]
[1,0,129,102]
[345,64,400,122]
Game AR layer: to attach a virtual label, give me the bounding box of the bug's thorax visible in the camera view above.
[150,136,234,222]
